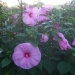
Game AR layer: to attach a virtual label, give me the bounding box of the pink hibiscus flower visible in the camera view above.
[58,38,72,50]
[57,32,65,39]
[38,7,48,22]
[42,5,53,11]
[22,5,39,26]
[72,38,75,46]
[13,14,18,19]
[12,43,41,69]
[57,32,72,50]
[53,32,72,50]
[40,34,49,43]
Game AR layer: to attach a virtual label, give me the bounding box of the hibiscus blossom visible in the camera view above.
[57,32,72,50]
[42,5,53,11]
[72,38,75,46]
[38,7,48,22]
[58,38,72,50]
[13,14,18,19]
[40,34,49,43]
[53,32,72,50]
[12,43,41,69]
[22,5,39,26]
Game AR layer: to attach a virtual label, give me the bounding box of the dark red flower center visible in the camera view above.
[24,53,30,58]
[29,12,33,17]
[46,12,49,15]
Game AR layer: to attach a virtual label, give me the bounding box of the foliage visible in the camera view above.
[0,0,75,75]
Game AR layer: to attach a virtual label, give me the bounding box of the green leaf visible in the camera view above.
[37,60,43,70]
[44,25,53,29]
[71,48,75,56]
[28,67,37,75]
[70,63,75,75]
[57,61,71,75]
[18,69,26,75]
[32,26,38,30]
[16,33,25,37]
[50,56,61,60]
[44,59,57,74]
[72,53,75,56]
[64,23,72,26]
[1,36,9,43]
[2,58,11,67]
[29,40,39,47]
[6,24,15,29]
[9,68,17,75]
[1,44,8,51]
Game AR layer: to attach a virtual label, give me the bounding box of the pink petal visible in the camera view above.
[72,38,75,46]
[57,32,65,39]
[12,43,41,69]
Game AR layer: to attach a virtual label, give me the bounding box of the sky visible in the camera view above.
[2,0,72,7]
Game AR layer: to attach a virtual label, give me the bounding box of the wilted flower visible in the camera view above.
[14,32,18,35]
[5,14,18,24]
[57,32,72,50]
[22,5,39,26]
[53,37,56,41]
[13,14,18,19]
[12,43,41,69]
[40,34,49,43]
[14,19,18,24]
[57,32,65,39]
[53,32,72,50]
[9,16,13,20]
[13,14,18,24]
[58,38,72,50]
[53,22,60,29]
[72,38,75,46]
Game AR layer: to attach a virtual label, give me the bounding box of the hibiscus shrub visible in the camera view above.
[0,1,75,75]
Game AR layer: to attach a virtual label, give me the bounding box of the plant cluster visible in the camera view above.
[0,1,75,75]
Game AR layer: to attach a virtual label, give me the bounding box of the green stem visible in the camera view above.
[20,0,23,28]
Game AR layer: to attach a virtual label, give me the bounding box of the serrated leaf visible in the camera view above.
[57,61,71,75]
[2,58,11,67]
